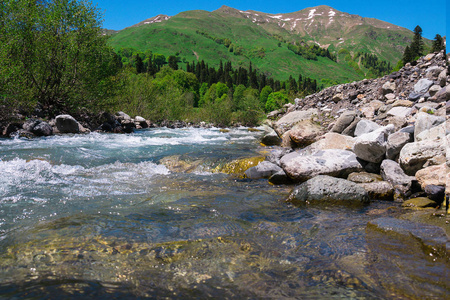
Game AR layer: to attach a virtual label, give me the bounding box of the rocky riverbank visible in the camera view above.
[248,51,449,253]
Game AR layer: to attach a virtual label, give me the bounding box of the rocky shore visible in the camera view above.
[247,51,449,253]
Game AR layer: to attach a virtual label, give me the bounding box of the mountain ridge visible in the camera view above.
[107,5,429,84]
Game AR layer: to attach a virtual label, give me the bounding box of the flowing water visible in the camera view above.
[0,128,447,299]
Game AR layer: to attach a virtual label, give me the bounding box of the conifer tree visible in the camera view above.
[135,54,144,74]
[410,25,424,59]
[431,34,445,52]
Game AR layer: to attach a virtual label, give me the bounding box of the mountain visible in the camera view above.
[107,5,428,84]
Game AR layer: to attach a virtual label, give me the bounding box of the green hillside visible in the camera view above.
[108,5,428,85]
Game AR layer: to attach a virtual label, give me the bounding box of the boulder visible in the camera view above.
[287,175,370,206]
[2,123,22,137]
[330,110,357,134]
[281,149,364,182]
[415,122,445,142]
[273,108,318,136]
[300,133,355,155]
[353,125,394,163]
[401,197,438,208]
[382,81,396,95]
[429,85,450,102]
[428,85,441,96]
[386,131,412,160]
[425,66,443,80]
[437,69,447,87]
[261,131,281,146]
[116,111,132,122]
[361,100,383,119]
[413,112,445,141]
[23,119,53,137]
[354,119,381,137]
[55,115,81,134]
[359,181,394,201]
[332,93,343,102]
[399,140,446,175]
[244,161,283,179]
[289,119,325,146]
[268,170,293,185]
[340,117,360,136]
[266,148,292,166]
[134,116,148,128]
[415,164,447,189]
[386,107,413,118]
[380,159,415,188]
[413,78,434,94]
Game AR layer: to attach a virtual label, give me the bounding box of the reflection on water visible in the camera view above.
[0,128,448,299]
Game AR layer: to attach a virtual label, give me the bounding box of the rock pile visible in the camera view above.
[255,51,449,208]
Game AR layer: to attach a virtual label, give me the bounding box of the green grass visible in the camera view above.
[108,7,428,85]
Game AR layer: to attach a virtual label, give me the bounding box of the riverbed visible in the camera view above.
[0,128,447,299]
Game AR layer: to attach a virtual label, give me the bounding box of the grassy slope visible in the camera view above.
[108,8,429,85]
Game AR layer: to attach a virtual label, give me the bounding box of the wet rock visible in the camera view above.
[281,149,364,182]
[135,116,148,128]
[287,175,370,206]
[55,115,81,134]
[353,125,394,163]
[424,185,446,204]
[268,170,293,185]
[215,157,265,175]
[244,161,283,179]
[347,172,382,183]
[354,119,381,137]
[367,217,448,256]
[386,131,412,160]
[399,140,446,175]
[261,131,281,146]
[413,112,445,141]
[359,181,394,200]
[2,123,23,137]
[23,119,53,136]
[401,197,438,208]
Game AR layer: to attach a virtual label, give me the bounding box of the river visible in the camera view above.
[0,127,447,299]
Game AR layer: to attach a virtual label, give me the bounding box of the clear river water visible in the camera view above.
[0,127,447,299]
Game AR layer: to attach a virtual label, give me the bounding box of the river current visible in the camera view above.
[0,128,447,299]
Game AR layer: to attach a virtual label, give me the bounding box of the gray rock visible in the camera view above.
[353,125,394,163]
[382,81,396,95]
[413,112,445,141]
[408,92,422,101]
[399,140,446,175]
[261,131,281,146]
[331,111,357,134]
[23,119,53,137]
[380,159,415,188]
[116,111,132,121]
[437,69,447,87]
[287,175,370,206]
[266,148,293,166]
[347,172,382,183]
[134,116,146,122]
[268,170,293,185]
[289,119,325,146]
[425,66,442,80]
[341,116,360,136]
[244,161,283,179]
[55,115,81,134]
[359,181,394,200]
[354,119,381,137]
[386,107,413,118]
[413,78,434,94]
[281,149,364,182]
[274,108,318,136]
[386,131,412,160]
[415,123,445,142]
[428,85,441,96]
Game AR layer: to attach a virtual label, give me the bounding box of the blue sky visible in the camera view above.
[94,0,446,40]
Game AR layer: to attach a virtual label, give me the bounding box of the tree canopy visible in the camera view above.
[0,0,120,116]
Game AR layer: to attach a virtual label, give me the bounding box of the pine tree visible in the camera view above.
[431,34,445,52]
[402,45,413,64]
[410,25,424,59]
